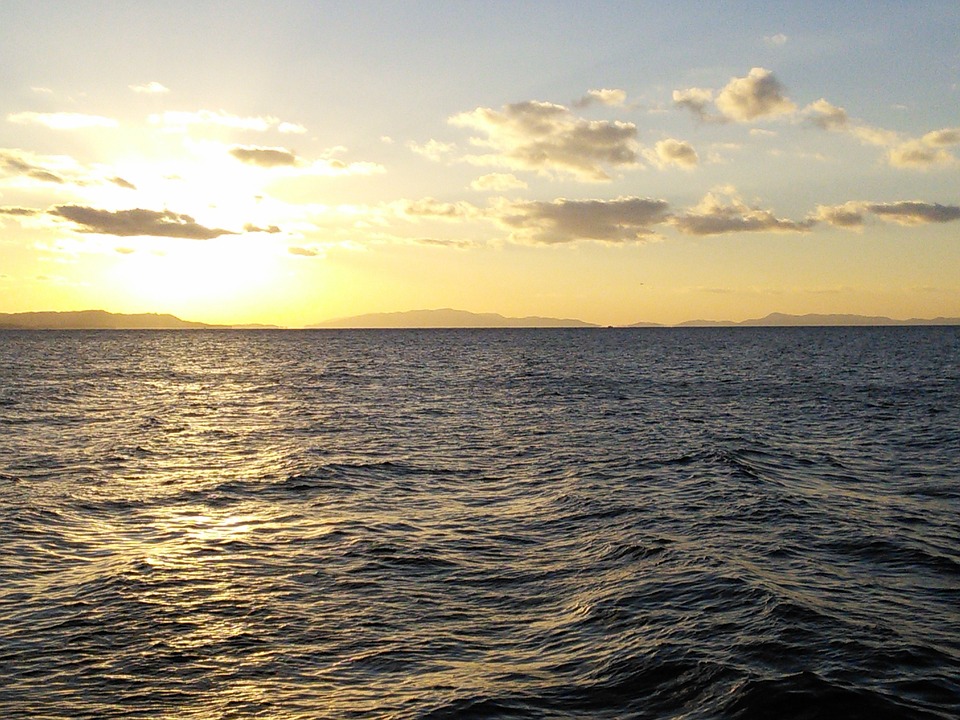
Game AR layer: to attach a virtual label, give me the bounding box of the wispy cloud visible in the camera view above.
[763,33,788,47]
[149,109,305,134]
[7,111,118,130]
[129,81,169,94]
[469,173,527,191]
[408,139,457,161]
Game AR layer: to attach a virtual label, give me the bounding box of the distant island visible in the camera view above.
[2,308,958,330]
[310,308,598,328]
[631,312,960,327]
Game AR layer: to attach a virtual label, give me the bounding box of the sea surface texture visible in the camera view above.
[1,327,958,719]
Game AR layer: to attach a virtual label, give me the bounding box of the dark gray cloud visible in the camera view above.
[0,206,40,216]
[867,201,960,224]
[494,196,670,244]
[50,205,236,239]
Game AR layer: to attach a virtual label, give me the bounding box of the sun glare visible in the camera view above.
[107,237,283,319]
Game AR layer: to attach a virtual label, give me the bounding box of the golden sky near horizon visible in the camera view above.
[1,1,959,326]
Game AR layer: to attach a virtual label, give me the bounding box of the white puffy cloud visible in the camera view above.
[130,81,169,94]
[7,111,118,130]
[715,68,796,122]
[645,139,699,169]
[671,187,813,235]
[449,100,639,181]
[469,173,527,191]
[492,196,670,244]
[813,202,865,228]
[764,33,788,47]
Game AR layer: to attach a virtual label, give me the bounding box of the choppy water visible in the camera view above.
[0,327,958,719]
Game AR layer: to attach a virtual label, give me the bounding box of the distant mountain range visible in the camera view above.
[2,308,958,330]
[310,308,597,328]
[0,310,276,330]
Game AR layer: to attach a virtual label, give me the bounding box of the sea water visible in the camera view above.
[1,327,958,719]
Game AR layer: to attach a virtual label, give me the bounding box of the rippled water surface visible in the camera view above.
[1,327,958,719]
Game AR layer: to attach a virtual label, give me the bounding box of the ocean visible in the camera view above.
[1,327,958,719]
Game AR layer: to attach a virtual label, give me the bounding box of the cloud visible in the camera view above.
[0,206,40,216]
[672,87,716,122]
[229,145,300,167]
[492,196,670,244]
[244,223,281,234]
[867,201,960,224]
[288,246,321,257]
[7,111,118,130]
[672,187,814,235]
[130,81,169,94]
[921,127,960,146]
[278,122,307,134]
[149,110,303,133]
[449,100,639,181]
[715,68,796,122]
[31,86,53,94]
[888,141,954,168]
[408,139,457,161]
[815,200,960,228]
[764,33,788,47]
[804,99,848,130]
[109,176,137,190]
[395,197,483,221]
[0,148,67,184]
[469,173,528,191]
[574,88,627,108]
[50,205,236,239]
[886,128,960,168]
[813,202,865,228]
[645,139,698,169]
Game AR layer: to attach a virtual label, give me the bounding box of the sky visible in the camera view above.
[1,1,958,327]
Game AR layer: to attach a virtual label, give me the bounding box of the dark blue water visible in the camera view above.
[1,327,958,719]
